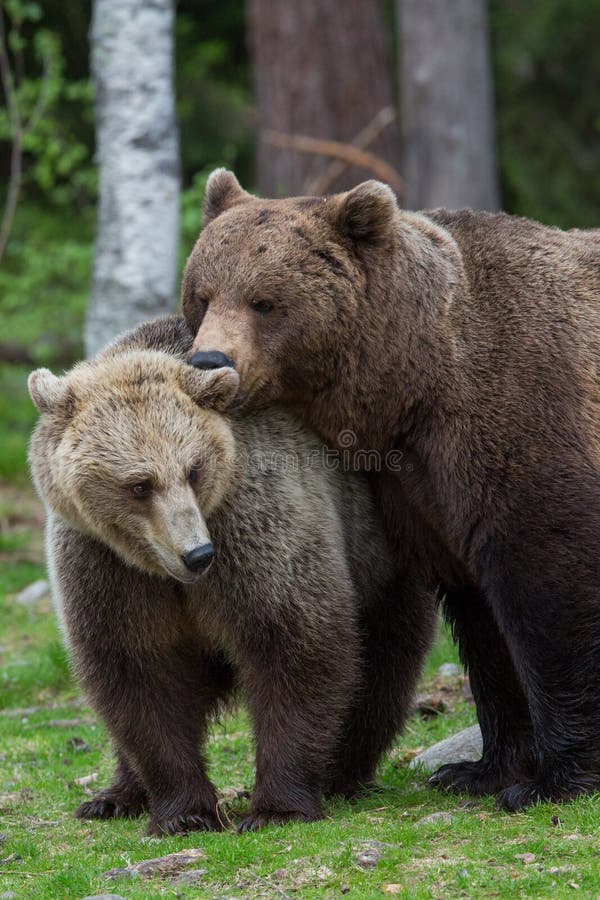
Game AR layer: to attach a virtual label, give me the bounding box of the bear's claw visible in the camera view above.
[76,791,146,821]
[148,810,222,836]
[429,760,516,797]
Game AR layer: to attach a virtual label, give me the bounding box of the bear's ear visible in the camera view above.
[28,368,71,415]
[334,180,398,244]
[203,168,251,226]
[179,365,240,413]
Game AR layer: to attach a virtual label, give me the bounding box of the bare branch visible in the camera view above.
[23,44,53,137]
[0,10,55,264]
[0,6,23,264]
[263,128,405,199]
[0,6,21,133]
[304,107,397,196]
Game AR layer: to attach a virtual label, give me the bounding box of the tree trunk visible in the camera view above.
[86,0,180,357]
[247,0,400,197]
[398,0,499,211]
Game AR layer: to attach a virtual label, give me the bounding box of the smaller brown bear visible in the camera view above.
[28,316,436,835]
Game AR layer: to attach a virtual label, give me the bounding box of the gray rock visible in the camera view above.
[1,892,19,899]
[15,579,50,606]
[437,662,462,678]
[417,811,454,825]
[174,869,207,885]
[103,847,206,880]
[409,724,482,772]
[353,840,393,869]
[81,895,127,900]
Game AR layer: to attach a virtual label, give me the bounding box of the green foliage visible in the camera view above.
[491,0,600,228]
[0,365,38,485]
[0,0,96,210]
[176,0,254,189]
[0,201,92,358]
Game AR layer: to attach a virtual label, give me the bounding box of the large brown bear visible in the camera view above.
[28,316,436,835]
[183,169,600,812]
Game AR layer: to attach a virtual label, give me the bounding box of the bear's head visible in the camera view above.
[182,169,459,451]
[182,170,403,436]
[28,351,239,583]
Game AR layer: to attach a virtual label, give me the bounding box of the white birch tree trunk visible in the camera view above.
[86,0,180,357]
[398,0,500,211]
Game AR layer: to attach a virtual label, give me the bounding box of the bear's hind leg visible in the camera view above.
[237,600,360,832]
[76,752,147,820]
[326,572,437,799]
[488,569,600,812]
[429,586,535,797]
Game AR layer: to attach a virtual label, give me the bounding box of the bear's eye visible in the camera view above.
[195,295,209,316]
[188,464,202,487]
[130,480,153,500]
[250,299,274,315]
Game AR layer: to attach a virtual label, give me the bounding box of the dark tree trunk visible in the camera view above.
[247,0,400,197]
[398,0,500,211]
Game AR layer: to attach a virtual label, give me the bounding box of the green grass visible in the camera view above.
[2,541,600,899]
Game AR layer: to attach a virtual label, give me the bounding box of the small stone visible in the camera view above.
[515,852,536,864]
[438,663,462,678]
[80,895,128,899]
[417,811,454,825]
[409,725,483,772]
[382,885,402,895]
[0,892,19,899]
[173,869,207,885]
[74,773,98,787]
[413,693,448,717]
[104,847,207,880]
[68,736,91,753]
[353,839,391,869]
[15,580,50,606]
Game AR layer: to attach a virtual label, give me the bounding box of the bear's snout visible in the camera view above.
[182,542,215,574]
[190,351,236,371]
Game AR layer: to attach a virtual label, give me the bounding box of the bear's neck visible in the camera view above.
[300,212,487,567]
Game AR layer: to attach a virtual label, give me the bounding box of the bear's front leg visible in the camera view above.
[50,522,231,836]
[237,606,360,832]
[76,752,147,820]
[429,586,536,797]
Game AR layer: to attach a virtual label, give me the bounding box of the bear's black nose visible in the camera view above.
[182,543,215,574]
[189,351,236,370]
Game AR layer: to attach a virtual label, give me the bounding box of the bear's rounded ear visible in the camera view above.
[334,180,398,244]
[28,368,71,415]
[179,365,240,413]
[203,168,251,226]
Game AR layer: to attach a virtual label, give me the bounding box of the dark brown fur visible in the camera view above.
[183,170,600,811]
[29,316,437,835]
